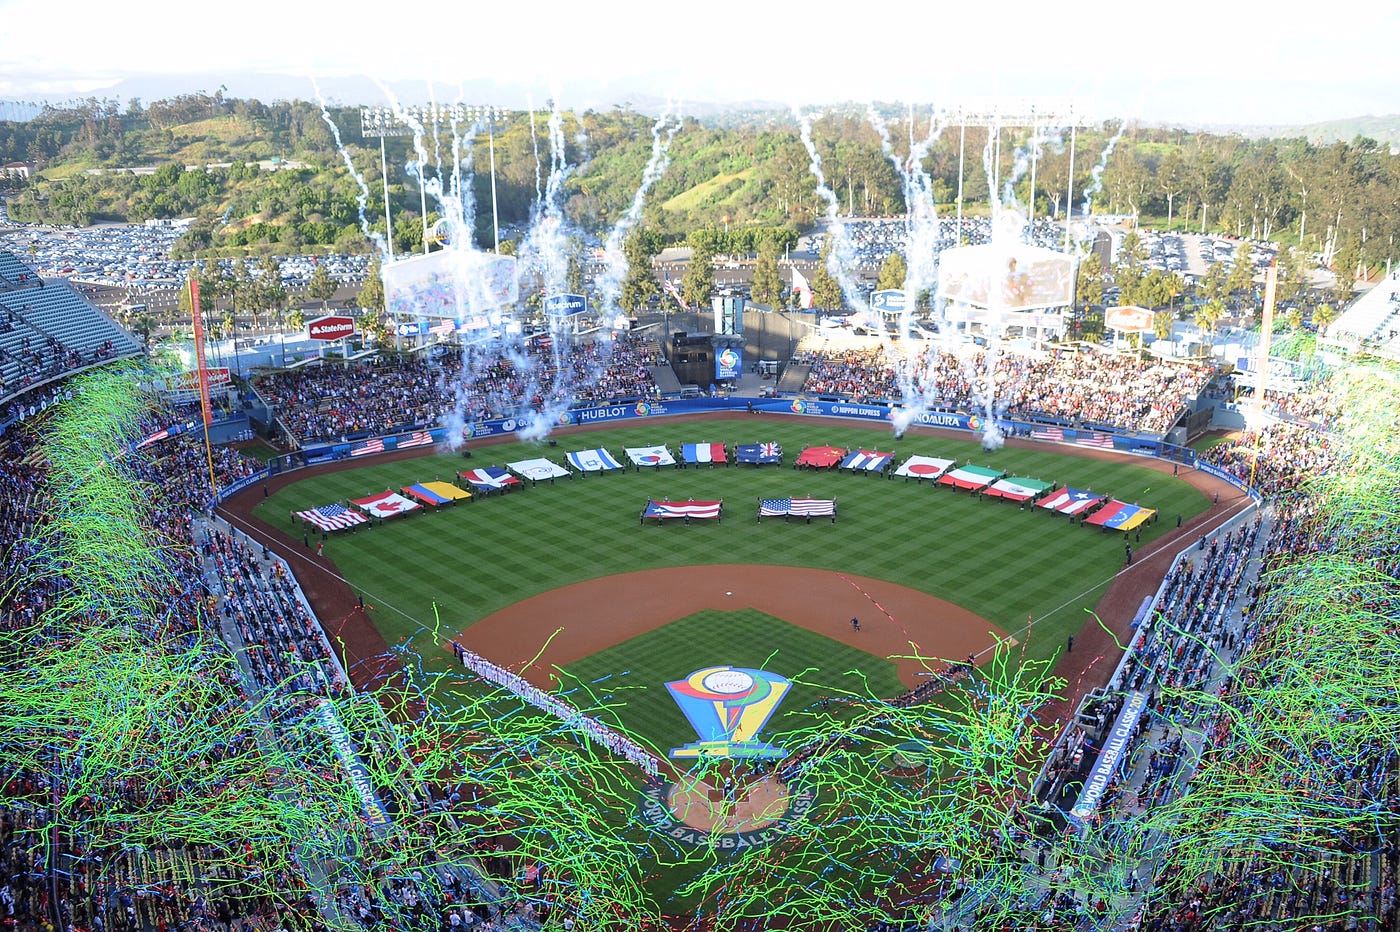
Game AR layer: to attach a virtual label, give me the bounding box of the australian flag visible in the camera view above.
[736,442,782,464]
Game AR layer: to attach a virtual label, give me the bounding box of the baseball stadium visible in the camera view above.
[1,110,1398,932]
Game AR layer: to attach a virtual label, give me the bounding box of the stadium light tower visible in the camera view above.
[465,105,507,253]
[359,107,412,262]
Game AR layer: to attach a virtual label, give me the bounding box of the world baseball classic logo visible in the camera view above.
[666,666,790,759]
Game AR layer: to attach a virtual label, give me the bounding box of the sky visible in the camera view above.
[2,0,1397,127]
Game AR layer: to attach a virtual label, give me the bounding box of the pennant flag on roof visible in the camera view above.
[937,464,1005,490]
[352,490,421,518]
[625,445,677,468]
[642,500,723,520]
[893,455,955,480]
[295,502,369,532]
[983,477,1054,502]
[460,467,521,491]
[1084,500,1156,530]
[567,447,623,473]
[682,442,726,465]
[735,442,782,464]
[1038,487,1105,515]
[840,449,895,472]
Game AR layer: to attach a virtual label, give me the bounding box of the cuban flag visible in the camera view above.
[1037,487,1104,515]
[840,449,894,472]
[683,442,726,465]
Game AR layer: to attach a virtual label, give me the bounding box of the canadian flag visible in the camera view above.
[791,268,815,309]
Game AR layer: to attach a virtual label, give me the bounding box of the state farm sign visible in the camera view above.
[307,315,355,341]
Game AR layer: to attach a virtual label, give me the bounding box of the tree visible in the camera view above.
[1076,252,1104,308]
[876,251,908,291]
[809,242,844,311]
[285,307,306,332]
[357,255,385,316]
[619,231,659,313]
[307,261,336,309]
[681,240,715,309]
[1225,242,1256,297]
[1153,310,1174,341]
[1311,303,1337,333]
[750,238,783,309]
[1195,299,1224,345]
[1157,150,1188,230]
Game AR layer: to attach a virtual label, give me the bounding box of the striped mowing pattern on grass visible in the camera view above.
[256,421,1209,671]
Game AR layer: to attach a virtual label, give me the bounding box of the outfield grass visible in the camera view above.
[554,609,906,758]
[255,420,1208,675]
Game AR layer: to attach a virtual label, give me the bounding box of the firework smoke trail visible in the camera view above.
[867,105,951,436]
[1081,119,1127,220]
[529,96,543,203]
[794,107,869,315]
[310,78,384,255]
[595,104,681,322]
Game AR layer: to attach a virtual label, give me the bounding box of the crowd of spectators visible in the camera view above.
[0,302,120,398]
[254,334,664,446]
[801,343,1212,434]
[1198,423,1336,497]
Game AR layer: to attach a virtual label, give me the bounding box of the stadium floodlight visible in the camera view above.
[464,106,508,253]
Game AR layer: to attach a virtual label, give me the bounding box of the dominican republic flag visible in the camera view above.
[683,442,726,465]
[1085,500,1157,530]
[894,455,955,480]
[397,430,435,449]
[351,490,422,518]
[459,467,521,491]
[1031,427,1065,442]
[567,448,624,472]
[1038,487,1104,515]
[735,442,782,464]
[350,438,385,457]
[295,503,369,532]
[759,497,836,518]
[983,477,1054,502]
[937,465,1005,490]
[1076,431,1116,449]
[625,445,677,468]
[642,499,723,520]
[840,449,894,472]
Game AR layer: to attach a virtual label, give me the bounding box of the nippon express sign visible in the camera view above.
[307,315,356,341]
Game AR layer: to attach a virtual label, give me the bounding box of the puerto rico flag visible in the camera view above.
[397,430,435,449]
[295,503,369,532]
[1037,487,1104,515]
[683,442,726,465]
[642,499,723,520]
[350,438,385,457]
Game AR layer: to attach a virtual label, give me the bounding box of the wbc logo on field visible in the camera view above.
[666,666,791,759]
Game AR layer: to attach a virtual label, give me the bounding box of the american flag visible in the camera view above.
[295,503,369,532]
[1076,432,1116,449]
[397,430,435,449]
[1031,427,1064,442]
[759,497,836,517]
[350,438,385,457]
